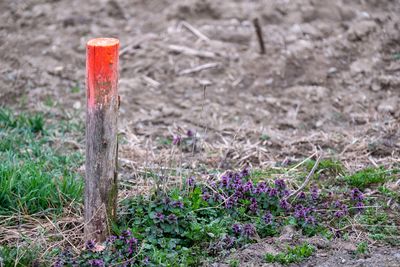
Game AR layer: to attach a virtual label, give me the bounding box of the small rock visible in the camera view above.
[347,20,377,41]
[328,67,337,74]
[350,58,374,75]
[315,120,324,128]
[49,65,64,75]
[287,39,314,56]
[341,258,346,264]
[377,98,398,114]
[73,101,81,110]
[371,81,381,91]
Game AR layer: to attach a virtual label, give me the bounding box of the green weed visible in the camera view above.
[357,208,399,245]
[305,158,345,176]
[356,241,369,255]
[264,243,315,265]
[345,167,389,189]
[71,86,80,93]
[0,244,42,267]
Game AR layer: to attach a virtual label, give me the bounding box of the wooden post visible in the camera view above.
[85,38,119,242]
[253,18,265,55]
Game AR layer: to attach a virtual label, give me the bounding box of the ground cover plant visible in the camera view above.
[0,108,83,216]
[0,108,84,266]
[53,163,399,266]
[0,109,399,266]
[264,243,315,265]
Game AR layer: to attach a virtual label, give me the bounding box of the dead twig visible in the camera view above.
[253,18,265,54]
[168,44,216,59]
[179,62,220,75]
[286,153,322,200]
[119,33,157,56]
[180,21,210,42]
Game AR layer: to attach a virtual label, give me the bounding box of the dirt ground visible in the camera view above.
[1,0,400,170]
[213,227,400,266]
[1,0,400,266]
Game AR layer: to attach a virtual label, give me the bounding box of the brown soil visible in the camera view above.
[1,0,400,265]
[1,0,400,171]
[212,226,400,266]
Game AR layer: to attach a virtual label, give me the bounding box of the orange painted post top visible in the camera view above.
[86,38,119,109]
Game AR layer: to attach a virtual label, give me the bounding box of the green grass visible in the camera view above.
[71,86,80,93]
[378,186,400,201]
[344,167,389,189]
[305,158,345,176]
[0,108,83,216]
[357,208,399,245]
[264,243,315,265]
[356,241,369,255]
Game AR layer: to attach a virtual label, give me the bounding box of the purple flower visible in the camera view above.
[53,259,63,267]
[155,212,165,222]
[355,202,364,212]
[202,191,211,201]
[311,186,319,201]
[232,223,242,234]
[297,191,306,199]
[249,198,258,213]
[172,201,184,208]
[269,188,278,197]
[254,182,267,194]
[281,189,290,197]
[334,230,342,238]
[243,224,256,237]
[225,198,235,209]
[294,205,309,219]
[341,204,349,214]
[163,197,171,205]
[128,237,138,245]
[334,210,345,218]
[127,237,138,254]
[305,215,316,225]
[263,212,273,224]
[187,130,194,137]
[85,240,96,251]
[239,166,250,178]
[122,229,131,237]
[172,135,181,145]
[279,199,290,211]
[350,188,364,201]
[220,174,231,188]
[274,179,286,190]
[334,200,342,208]
[187,176,195,187]
[334,204,348,218]
[167,214,178,223]
[213,193,222,202]
[142,257,149,265]
[243,181,254,193]
[107,235,117,244]
[88,259,104,267]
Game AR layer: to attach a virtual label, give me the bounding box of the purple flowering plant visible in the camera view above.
[55,165,373,266]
